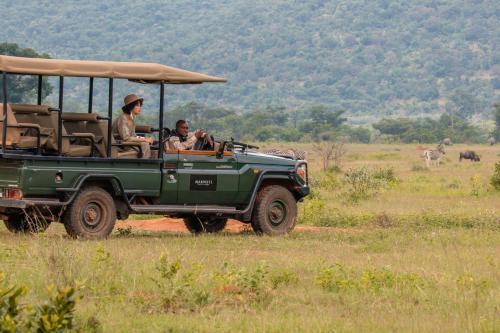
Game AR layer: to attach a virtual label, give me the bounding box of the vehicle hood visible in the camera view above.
[236,151,299,166]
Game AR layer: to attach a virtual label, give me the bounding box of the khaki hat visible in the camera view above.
[122,94,143,111]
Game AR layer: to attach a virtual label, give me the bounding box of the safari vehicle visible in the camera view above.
[0,55,309,239]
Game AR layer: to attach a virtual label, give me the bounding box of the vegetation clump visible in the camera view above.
[0,272,85,332]
[315,264,426,295]
[490,162,500,191]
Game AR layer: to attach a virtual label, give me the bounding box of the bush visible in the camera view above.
[344,167,381,202]
[315,264,425,294]
[151,255,209,313]
[0,272,84,332]
[372,167,398,183]
[490,162,500,190]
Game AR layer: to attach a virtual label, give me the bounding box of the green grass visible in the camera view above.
[1,143,499,332]
[0,225,498,332]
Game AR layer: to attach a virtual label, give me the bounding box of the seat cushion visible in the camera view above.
[16,136,38,148]
[65,145,91,157]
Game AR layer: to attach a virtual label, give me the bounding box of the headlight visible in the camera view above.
[296,164,308,185]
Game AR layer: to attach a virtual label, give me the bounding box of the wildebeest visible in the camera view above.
[488,137,496,146]
[459,150,480,162]
[423,143,445,167]
[441,138,453,146]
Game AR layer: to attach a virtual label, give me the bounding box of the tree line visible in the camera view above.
[1,43,497,144]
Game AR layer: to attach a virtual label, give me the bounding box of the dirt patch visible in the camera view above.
[118,218,334,234]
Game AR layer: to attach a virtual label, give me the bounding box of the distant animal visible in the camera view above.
[423,143,445,167]
[488,137,496,146]
[264,148,306,160]
[459,150,480,162]
[441,138,453,146]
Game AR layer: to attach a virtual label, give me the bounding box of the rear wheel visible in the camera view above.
[3,214,50,234]
[184,215,228,234]
[63,187,116,239]
[251,185,297,236]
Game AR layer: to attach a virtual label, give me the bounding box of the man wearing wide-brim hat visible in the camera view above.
[111,94,153,158]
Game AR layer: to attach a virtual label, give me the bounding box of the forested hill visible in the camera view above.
[0,0,498,120]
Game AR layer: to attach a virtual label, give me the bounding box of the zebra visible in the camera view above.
[423,143,445,167]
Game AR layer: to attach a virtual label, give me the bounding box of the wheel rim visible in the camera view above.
[268,200,287,226]
[81,202,103,230]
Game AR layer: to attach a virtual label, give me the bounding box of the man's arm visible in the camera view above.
[167,133,199,150]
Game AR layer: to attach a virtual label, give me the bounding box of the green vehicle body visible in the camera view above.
[0,150,309,222]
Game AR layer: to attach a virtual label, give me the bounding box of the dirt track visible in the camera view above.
[119,218,328,233]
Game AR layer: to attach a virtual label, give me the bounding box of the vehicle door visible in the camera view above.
[176,150,239,205]
[159,150,179,204]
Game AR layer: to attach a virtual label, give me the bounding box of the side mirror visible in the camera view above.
[216,141,226,159]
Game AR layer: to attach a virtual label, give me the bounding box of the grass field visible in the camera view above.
[1,144,499,332]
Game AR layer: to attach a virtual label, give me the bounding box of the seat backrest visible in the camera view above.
[85,119,109,157]
[11,104,52,137]
[0,103,21,146]
[43,111,70,153]
[62,112,98,134]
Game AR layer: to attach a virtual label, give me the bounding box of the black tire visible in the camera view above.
[63,187,116,239]
[251,185,297,236]
[3,214,50,234]
[183,215,228,234]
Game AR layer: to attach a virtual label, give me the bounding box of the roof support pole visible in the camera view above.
[107,78,113,157]
[2,72,8,151]
[58,76,64,156]
[37,75,42,105]
[158,82,165,159]
[88,77,94,113]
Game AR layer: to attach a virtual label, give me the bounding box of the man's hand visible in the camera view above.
[194,129,203,139]
[204,133,213,147]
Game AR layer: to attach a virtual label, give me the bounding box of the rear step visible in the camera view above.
[130,204,238,214]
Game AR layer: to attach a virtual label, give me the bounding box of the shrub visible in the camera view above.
[298,196,326,225]
[213,263,273,305]
[344,167,380,202]
[315,264,426,294]
[372,167,398,183]
[490,162,500,190]
[469,174,482,197]
[0,272,84,332]
[151,255,209,313]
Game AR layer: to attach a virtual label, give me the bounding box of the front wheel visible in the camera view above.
[63,187,116,239]
[183,216,228,234]
[251,185,297,236]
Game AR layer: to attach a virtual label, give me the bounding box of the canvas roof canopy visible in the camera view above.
[0,55,226,84]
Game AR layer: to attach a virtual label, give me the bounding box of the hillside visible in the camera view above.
[0,0,498,120]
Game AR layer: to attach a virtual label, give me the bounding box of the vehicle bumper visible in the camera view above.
[0,198,63,210]
[0,199,31,209]
[296,186,310,198]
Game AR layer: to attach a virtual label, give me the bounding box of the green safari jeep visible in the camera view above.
[0,55,309,239]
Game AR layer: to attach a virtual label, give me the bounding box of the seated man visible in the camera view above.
[166,119,213,151]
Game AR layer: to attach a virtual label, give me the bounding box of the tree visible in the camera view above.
[491,103,500,141]
[0,43,52,103]
[309,106,347,128]
[446,90,481,121]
